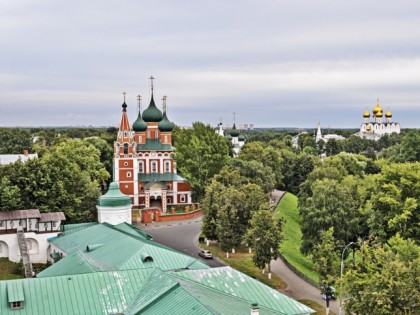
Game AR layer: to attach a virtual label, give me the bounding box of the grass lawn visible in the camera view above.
[202,244,287,290]
[0,258,24,280]
[298,299,336,315]
[274,192,320,284]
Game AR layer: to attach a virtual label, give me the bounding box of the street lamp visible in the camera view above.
[339,242,355,315]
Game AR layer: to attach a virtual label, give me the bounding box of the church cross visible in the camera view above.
[150,76,155,94]
[137,95,142,112]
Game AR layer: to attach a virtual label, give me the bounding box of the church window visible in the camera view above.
[180,195,186,203]
[147,131,151,138]
[124,131,128,138]
[165,161,170,172]
[155,131,158,138]
[151,161,157,173]
[127,171,132,178]
[139,135,143,142]
[125,185,128,188]
[164,135,168,143]
[124,162,128,166]
[139,162,144,173]
[123,144,128,154]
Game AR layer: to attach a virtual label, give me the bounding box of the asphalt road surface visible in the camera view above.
[139,219,225,268]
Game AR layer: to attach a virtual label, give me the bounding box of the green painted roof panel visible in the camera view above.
[172,267,315,315]
[137,138,174,151]
[138,172,186,182]
[0,269,156,315]
[98,182,131,207]
[7,282,24,303]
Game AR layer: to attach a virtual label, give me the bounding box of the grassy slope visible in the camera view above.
[0,258,24,280]
[202,244,287,290]
[275,193,320,284]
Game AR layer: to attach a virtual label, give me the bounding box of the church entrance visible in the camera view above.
[150,196,162,210]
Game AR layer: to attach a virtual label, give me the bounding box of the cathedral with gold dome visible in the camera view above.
[358,99,400,141]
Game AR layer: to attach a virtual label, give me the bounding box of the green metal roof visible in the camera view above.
[132,111,148,132]
[138,172,186,183]
[158,112,174,132]
[97,182,132,207]
[0,269,156,315]
[38,223,208,278]
[137,138,174,151]
[7,282,24,303]
[142,95,163,122]
[171,267,315,315]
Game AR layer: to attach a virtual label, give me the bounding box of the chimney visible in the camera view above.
[250,303,259,315]
[23,150,28,156]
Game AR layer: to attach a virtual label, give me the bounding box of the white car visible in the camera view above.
[198,250,213,259]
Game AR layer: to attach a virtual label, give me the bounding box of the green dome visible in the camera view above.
[98,182,131,207]
[230,123,240,137]
[238,134,245,141]
[158,112,174,132]
[132,111,147,132]
[225,134,232,140]
[142,95,163,122]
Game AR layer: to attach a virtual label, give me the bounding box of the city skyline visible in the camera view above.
[1,1,420,128]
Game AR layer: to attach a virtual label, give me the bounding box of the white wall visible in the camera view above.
[0,231,60,263]
[97,205,132,225]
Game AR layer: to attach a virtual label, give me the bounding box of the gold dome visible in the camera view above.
[376,110,383,118]
[363,110,370,118]
[373,103,383,115]
[385,107,392,118]
[366,125,371,131]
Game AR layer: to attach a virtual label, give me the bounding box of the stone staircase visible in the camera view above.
[16,227,33,278]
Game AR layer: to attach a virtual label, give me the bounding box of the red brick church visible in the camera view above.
[114,77,192,212]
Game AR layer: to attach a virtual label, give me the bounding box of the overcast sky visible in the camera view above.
[1,0,419,128]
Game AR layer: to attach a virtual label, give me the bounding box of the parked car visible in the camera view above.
[198,250,213,259]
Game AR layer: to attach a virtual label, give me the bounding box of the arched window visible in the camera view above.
[139,161,144,173]
[123,143,128,154]
[165,161,170,173]
[164,135,168,143]
[155,131,158,138]
[139,135,143,142]
[127,171,132,178]
[147,131,151,138]
[151,161,157,173]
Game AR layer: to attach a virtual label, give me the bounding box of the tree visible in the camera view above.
[174,122,231,200]
[281,152,318,195]
[0,178,22,211]
[0,128,33,154]
[313,227,339,315]
[367,162,420,242]
[300,177,361,253]
[325,139,341,156]
[246,209,284,279]
[400,130,420,162]
[343,235,420,315]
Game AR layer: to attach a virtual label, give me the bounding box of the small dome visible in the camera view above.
[230,124,240,137]
[158,112,174,132]
[238,134,246,141]
[142,95,163,122]
[225,134,232,140]
[385,110,392,118]
[373,103,382,115]
[98,182,131,207]
[363,110,370,118]
[366,125,372,131]
[376,110,383,118]
[132,112,147,132]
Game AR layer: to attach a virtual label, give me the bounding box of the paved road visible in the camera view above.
[136,216,339,314]
[138,219,225,268]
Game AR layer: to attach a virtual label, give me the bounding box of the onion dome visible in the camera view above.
[230,123,240,137]
[366,125,372,131]
[238,134,246,141]
[158,112,174,132]
[225,134,232,140]
[363,109,370,118]
[142,95,163,122]
[376,110,383,118]
[98,182,131,207]
[132,111,147,132]
[385,108,392,118]
[373,103,383,116]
